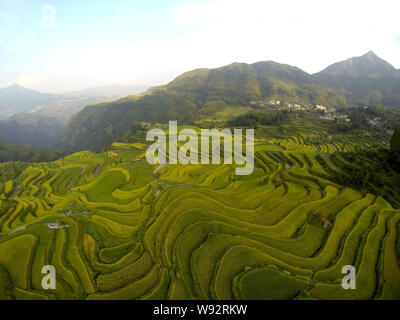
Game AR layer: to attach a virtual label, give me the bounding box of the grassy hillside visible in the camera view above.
[0,115,399,300]
[57,61,349,152]
[314,51,400,107]
[57,54,400,153]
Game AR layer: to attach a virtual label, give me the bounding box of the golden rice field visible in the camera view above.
[0,128,399,300]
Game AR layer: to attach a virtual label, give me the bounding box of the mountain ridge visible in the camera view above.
[0,84,59,120]
[0,113,65,147]
[63,84,149,97]
[52,51,400,152]
[315,51,399,78]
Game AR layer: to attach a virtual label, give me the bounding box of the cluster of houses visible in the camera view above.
[252,99,392,130]
[267,100,356,122]
[267,100,280,106]
[283,102,308,111]
[315,105,327,111]
[266,100,337,114]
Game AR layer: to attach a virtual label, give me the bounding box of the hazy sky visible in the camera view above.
[1,0,400,93]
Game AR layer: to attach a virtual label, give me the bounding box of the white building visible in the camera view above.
[268,100,281,105]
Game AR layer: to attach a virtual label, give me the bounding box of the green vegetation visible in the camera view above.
[324,149,400,208]
[0,112,399,300]
[0,113,65,147]
[0,140,69,163]
[233,266,311,300]
[228,110,293,128]
[390,128,400,156]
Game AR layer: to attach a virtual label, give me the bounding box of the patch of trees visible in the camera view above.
[335,118,353,132]
[122,122,152,143]
[228,110,293,128]
[324,133,400,208]
[0,140,69,163]
[390,128,400,159]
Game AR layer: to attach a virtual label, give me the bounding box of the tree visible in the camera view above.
[335,119,352,132]
[390,128,400,156]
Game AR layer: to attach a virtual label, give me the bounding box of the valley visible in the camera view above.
[0,85,149,148]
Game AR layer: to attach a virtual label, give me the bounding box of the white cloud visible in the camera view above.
[0,81,14,88]
[6,0,400,92]
[17,74,46,87]
[171,0,400,73]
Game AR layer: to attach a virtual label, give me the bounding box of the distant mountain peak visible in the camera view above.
[316,51,397,78]
[1,84,33,94]
[0,85,59,120]
[360,50,384,62]
[3,83,23,89]
[364,50,377,57]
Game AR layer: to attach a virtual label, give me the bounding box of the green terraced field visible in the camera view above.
[0,127,399,300]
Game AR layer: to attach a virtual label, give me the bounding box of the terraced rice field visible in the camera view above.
[0,131,399,300]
